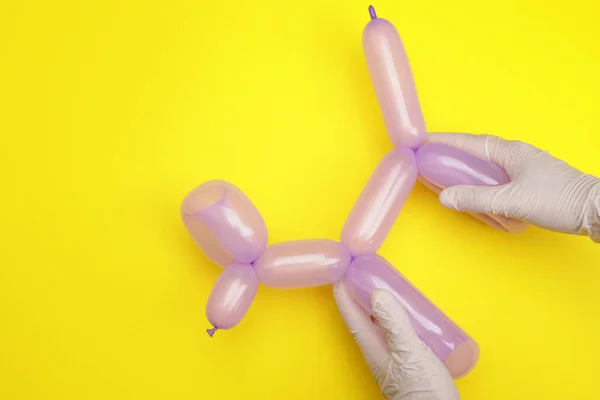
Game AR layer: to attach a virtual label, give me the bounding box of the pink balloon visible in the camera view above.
[343,254,479,379]
[253,240,351,289]
[205,263,258,337]
[363,6,426,149]
[341,148,418,257]
[181,180,268,266]
[416,142,529,233]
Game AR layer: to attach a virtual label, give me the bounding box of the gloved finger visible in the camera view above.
[333,281,390,368]
[371,289,431,362]
[438,182,517,217]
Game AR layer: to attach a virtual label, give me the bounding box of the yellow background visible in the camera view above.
[1,0,599,398]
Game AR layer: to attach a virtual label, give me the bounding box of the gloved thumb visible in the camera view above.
[371,290,461,400]
[439,183,514,216]
[371,289,429,362]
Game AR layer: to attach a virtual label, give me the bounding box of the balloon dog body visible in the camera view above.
[181,5,524,380]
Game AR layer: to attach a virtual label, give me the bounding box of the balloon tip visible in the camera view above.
[368,5,377,19]
[206,327,218,337]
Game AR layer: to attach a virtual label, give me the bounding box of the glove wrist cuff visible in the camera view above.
[581,178,600,243]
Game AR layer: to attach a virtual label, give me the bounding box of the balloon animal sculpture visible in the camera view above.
[180,5,525,380]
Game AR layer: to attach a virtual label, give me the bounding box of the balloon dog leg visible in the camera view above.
[205,263,259,337]
[343,254,480,379]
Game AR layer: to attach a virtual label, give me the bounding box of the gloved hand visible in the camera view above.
[427,133,600,242]
[333,281,460,400]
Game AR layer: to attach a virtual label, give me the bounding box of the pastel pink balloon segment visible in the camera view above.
[180,5,527,380]
[363,5,426,149]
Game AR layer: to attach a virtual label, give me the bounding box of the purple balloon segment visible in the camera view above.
[205,263,259,336]
[363,6,426,149]
[416,142,529,233]
[181,180,268,266]
[341,148,418,257]
[343,254,479,379]
[253,239,351,289]
[417,142,509,186]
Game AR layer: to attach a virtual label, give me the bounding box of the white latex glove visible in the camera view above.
[333,281,460,400]
[427,133,600,242]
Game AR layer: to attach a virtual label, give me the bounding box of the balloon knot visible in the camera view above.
[207,327,218,337]
[368,5,377,19]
